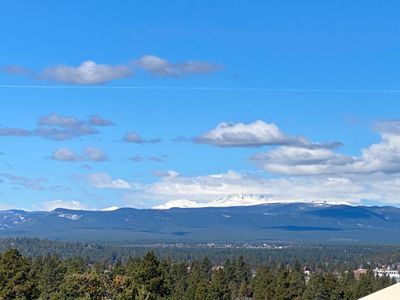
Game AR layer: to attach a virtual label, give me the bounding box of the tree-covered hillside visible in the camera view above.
[0,248,395,299]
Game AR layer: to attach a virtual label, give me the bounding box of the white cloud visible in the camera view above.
[121,168,400,207]
[3,56,219,84]
[42,60,132,85]
[136,55,220,77]
[86,172,131,189]
[193,120,338,148]
[137,171,361,203]
[41,200,88,211]
[252,121,400,176]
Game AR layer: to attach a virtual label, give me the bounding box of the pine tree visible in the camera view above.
[0,249,38,299]
[253,266,274,300]
[287,262,305,300]
[274,266,291,300]
[303,272,330,300]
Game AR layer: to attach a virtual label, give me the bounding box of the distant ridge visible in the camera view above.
[0,202,399,244]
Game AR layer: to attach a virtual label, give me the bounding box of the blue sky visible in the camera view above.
[0,1,399,210]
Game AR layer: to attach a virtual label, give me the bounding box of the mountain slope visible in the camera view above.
[0,203,399,244]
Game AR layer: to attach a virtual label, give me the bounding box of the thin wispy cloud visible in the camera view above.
[50,147,108,162]
[122,132,161,144]
[1,65,33,75]
[152,170,179,177]
[0,113,113,141]
[149,156,164,162]
[1,173,46,191]
[136,55,221,77]
[129,155,144,162]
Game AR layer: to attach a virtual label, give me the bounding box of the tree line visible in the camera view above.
[1,238,400,272]
[0,249,395,299]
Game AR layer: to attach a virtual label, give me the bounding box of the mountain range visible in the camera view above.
[0,199,399,244]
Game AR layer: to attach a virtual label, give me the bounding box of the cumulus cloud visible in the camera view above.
[51,147,107,162]
[252,120,400,176]
[74,119,400,208]
[136,55,221,77]
[41,60,132,85]
[123,169,400,208]
[122,132,161,144]
[86,172,131,189]
[0,113,113,141]
[41,200,88,211]
[193,120,339,148]
[124,170,360,206]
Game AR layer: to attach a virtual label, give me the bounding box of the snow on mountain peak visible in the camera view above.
[101,206,120,211]
[153,194,354,209]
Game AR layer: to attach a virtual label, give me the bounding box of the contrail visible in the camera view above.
[0,84,400,93]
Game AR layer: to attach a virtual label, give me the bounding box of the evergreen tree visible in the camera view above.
[0,249,38,299]
[253,266,274,300]
[274,266,291,300]
[303,272,330,300]
[287,262,305,300]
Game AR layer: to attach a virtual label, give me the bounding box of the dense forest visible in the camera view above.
[0,248,395,299]
[1,238,400,272]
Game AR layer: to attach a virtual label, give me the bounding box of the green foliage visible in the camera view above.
[0,249,38,299]
[0,247,395,299]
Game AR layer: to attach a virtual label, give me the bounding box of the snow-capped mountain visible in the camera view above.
[153,193,354,209]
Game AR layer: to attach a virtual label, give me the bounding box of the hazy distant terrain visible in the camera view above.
[1,203,399,244]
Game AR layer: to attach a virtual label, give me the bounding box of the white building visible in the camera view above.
[373,267,400,283]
